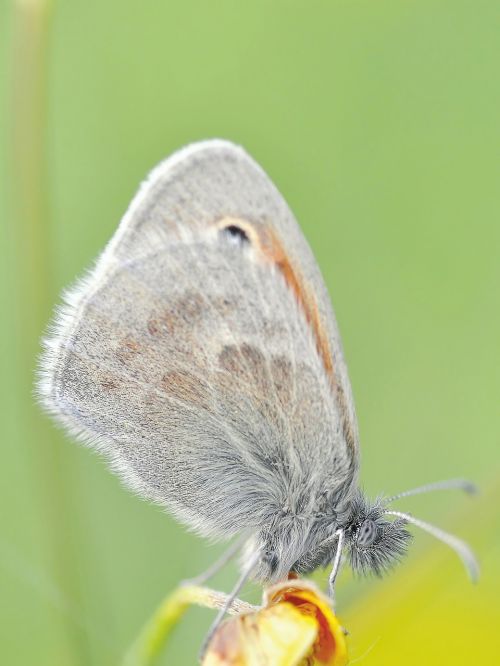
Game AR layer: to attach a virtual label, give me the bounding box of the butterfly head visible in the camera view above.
[342,491,412,577]
[327,478,479,591]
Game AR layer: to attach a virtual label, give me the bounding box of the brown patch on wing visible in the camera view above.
[116,336,142,362]
[147,291,205,337]
[100,376,119,390]
[270,355,294,407]
[218,343,270,395]
[161,370,211,409]
[147,318,161,336]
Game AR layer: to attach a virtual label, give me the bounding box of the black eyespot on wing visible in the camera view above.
[220,224,250,244]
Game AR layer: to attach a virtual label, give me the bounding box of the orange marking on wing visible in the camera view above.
[258,227,356,453]
[259,228,334,383]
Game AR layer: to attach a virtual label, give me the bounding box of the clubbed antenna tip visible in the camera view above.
[387,478,478,504]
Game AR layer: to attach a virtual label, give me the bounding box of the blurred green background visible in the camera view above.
[1,0,499,664]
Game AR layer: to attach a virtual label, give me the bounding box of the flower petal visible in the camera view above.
[265,580,348,666]
[203,602,318,666]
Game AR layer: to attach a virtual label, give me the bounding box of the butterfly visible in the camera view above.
[37,140,478,654]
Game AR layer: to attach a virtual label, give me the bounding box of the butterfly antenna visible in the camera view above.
[385,510,479,582]
[386,478,477,504]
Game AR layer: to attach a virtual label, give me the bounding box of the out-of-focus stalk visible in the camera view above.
[8,1,87,662]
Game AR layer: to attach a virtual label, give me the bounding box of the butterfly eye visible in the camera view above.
[357,519,379,548]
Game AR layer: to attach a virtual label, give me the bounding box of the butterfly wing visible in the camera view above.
[39,140,359,538]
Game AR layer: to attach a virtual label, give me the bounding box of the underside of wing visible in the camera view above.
[38,140,359,538]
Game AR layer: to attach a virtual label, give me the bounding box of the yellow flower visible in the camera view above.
[203,578,348,666]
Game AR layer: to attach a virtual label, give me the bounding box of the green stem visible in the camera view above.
[123,585,257,666]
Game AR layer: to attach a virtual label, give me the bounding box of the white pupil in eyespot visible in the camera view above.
[358,519,377,547]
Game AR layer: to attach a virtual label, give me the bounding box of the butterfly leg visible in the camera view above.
[182,534,246,588]
[198,548,261,662]
[327,529,344,606]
